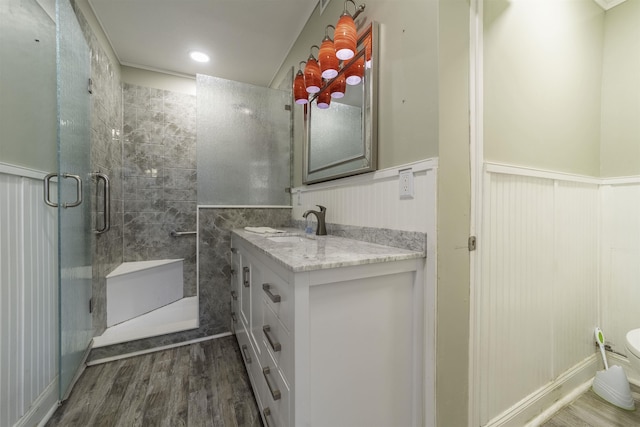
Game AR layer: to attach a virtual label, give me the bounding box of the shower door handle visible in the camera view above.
[43,173,58,207]
[43,172,83,208]
[92,172,110,234]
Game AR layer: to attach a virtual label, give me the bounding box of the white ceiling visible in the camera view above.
[87,0,318,87]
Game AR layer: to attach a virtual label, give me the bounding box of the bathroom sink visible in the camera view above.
[267,236,309,243]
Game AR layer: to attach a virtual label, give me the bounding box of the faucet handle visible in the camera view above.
[317,205,326,212]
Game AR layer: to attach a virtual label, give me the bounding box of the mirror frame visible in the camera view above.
[303,21,379,184]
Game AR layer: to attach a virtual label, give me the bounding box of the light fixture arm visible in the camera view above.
[308,45,320,60]
[324,24,336,40]
[343,0,366,20]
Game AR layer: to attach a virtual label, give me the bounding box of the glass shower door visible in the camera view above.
[56,0,93,399]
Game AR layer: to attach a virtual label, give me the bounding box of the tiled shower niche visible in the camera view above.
[122,83,197,296]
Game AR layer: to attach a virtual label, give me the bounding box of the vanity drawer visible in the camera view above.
[260,266,293,332]
[260,364,290,427]
[262,301,293,380]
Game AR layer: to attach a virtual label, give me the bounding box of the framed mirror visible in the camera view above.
[303,21,379,184]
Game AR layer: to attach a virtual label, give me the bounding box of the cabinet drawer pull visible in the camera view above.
[243,266,250,287]
[231,290,238,300]
[262,366,281,400]
[241,344,252,364]
[262,325,281,352]
[231,312,237,323]
[263,407,274,427]
[262,283,281,303]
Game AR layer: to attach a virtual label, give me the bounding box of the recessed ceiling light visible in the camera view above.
[189,50,210,63]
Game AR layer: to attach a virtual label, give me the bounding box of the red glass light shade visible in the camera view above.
[330,73,346,99]
[304,56,322,94]
[319,38,339,79]
[345,56,365,85]
[334,13,357,61]
[317,88,331,109]
[293,70,308,105]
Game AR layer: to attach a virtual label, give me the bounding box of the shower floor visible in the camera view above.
[92,296,198,348]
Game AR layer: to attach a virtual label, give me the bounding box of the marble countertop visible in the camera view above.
[232,228,425,272]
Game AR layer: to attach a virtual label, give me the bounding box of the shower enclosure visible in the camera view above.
[54,0,93,399]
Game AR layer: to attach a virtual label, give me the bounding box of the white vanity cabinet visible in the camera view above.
[231,231,425,427]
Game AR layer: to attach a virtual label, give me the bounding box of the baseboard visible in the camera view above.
[14,378,59,427]
[485,354,598,427]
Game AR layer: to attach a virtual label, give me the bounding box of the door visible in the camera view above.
[56,0,92,400]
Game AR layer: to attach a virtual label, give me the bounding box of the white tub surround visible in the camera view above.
[231,229,425,427]
[106,259,184,327]
[92,296,199,349]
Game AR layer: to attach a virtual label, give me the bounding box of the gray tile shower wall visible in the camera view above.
[198,207,293,330]
[73,2,124,337]
[122,84,198,297]
[88,207,292,362]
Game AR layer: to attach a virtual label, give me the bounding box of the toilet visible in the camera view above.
[625,329,640,374]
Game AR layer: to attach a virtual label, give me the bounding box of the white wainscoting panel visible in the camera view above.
[291,159,436,233]
[553,181,599,376]
[479,170,599,425]
[600,183,640,356]
[0,171,58,427]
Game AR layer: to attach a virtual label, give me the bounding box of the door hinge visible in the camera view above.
[89,297,93,313]
[284,104,291,111]
[468,236,477,251]
[88,78,93,94]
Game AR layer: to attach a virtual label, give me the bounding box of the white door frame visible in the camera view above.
[468,0,484,426]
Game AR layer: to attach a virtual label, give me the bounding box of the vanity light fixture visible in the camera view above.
[304,45,322,94]
[189,50,210,63]
[294,61,309,104]
[291,1,365,108]
[319,25,339,79]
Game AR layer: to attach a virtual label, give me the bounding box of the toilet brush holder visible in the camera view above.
[592,365,635,410]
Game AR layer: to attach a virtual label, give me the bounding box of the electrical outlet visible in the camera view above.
[399,169,414,199]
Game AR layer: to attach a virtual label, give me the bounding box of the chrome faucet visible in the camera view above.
[302,205,327,236]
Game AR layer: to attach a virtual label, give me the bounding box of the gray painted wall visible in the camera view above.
[600,0,640,177]
[484,0,604,176]
[484,0,640,178]
[1,0,57,172]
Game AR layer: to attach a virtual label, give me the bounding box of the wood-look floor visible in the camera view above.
[46,336,262,427]
[46,334,640,427]
[542,383,640,426]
